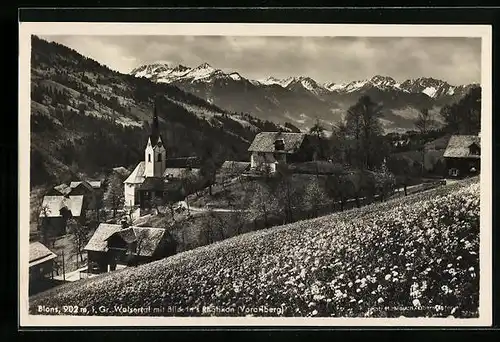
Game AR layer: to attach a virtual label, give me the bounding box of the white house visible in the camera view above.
[247,131,311,173]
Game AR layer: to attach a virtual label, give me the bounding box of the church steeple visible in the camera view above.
[150,99,161,145]
[144,98,167,178]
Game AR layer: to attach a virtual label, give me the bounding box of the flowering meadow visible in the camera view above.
[30,177,480,318]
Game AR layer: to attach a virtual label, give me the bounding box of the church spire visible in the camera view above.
[150,98,160,145]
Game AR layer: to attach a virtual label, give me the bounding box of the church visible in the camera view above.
[123,103,201,210]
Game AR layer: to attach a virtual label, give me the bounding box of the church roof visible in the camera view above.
[124,162,146,184]
[163,167,201,179]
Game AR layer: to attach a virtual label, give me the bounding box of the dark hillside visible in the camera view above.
[30,35,286,188]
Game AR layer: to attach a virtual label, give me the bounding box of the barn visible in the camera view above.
[83,222,176,274]
[29,242,57,293]
[443,135,481,178]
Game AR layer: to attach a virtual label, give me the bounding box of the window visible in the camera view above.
[148,154,151,162]
[157,153,162,162]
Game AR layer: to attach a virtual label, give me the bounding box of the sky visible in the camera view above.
[40,35,482,85]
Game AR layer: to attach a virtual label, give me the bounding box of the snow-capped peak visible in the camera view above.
[370,75,397,88]
[399,77,454,98]
[285,76,329,95]
[195,62,215,71]
[259,76,295,88]
[228,72,243,81]
[130,63,171,78]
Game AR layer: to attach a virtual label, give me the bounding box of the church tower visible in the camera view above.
[144,101,167,177]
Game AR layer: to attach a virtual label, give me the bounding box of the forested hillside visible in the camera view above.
[30,35,288,188]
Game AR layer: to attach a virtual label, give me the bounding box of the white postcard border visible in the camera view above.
[18,22,493,328]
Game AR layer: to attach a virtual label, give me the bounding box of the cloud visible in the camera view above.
[40,35,481,85]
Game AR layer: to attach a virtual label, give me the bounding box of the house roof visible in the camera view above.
[52,183,72,196]
[443,135,481,159]
[39,195,84,217]
[84,224,123,253]
[248,132,307,153]
[107,227,137,244]
[163,167,201,179]
[124,161,146,184]
[29,242,57,267]
[70,180,102,189]
[69,181,93,192]
[85,224,166,257]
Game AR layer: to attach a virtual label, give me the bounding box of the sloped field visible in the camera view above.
[30,177,480,318]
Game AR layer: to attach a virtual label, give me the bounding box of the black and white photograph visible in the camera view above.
[19,22,492,326]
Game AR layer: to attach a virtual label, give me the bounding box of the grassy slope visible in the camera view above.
[30,177,479,318]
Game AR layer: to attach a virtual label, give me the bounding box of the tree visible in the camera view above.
[414,108,435,175]
[134,229,155,261]
[245,181,279,228]
[329,122,349,164]
[180,169,200,214]
[302,180,329,217]
[200,145,218,196]
[348,170,372,208]
[66,218,89,265]
[38,203,56,247]
[386,156,413,196]
[309,119,327,160]
[414,108,434,134]
[441,86,481,135]
[199,210,224,245]
[104,173,125,218]
[374,160,396,202]
[274,163,302,223]
[344,95,385,170]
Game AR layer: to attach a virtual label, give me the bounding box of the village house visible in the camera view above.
[39,194,85,238]
[443,134,481,178]
[123,103,200,210]
[248,131,315,173]
[29,241,57,293]
[68,180,103,213]
[83,222,175,274]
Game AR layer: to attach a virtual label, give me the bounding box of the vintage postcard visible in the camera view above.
[19,22,492,327]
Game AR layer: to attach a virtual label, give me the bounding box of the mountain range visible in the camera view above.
[131,63,479,132]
